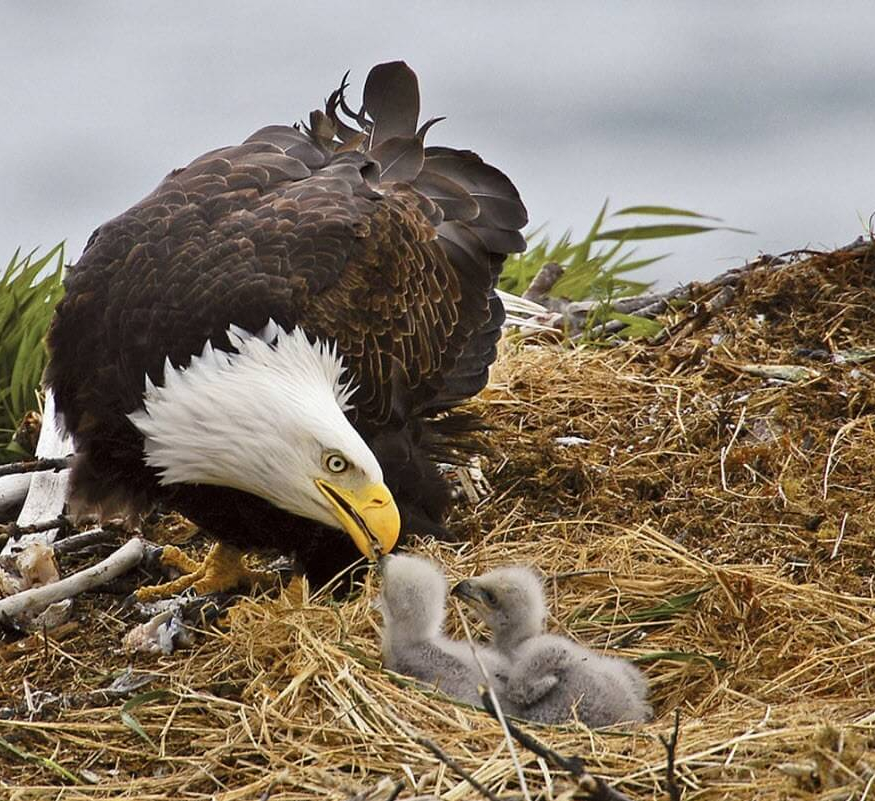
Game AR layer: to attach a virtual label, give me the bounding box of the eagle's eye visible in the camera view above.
[324,453,349,474]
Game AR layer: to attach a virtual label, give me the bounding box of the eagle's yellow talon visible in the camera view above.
[135,542,277,601]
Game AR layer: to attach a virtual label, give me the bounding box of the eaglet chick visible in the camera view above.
[378,554,509,707]
[452,566,651,726]
[505,634,652,726]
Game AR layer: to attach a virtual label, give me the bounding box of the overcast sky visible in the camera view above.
[4,1,873,287]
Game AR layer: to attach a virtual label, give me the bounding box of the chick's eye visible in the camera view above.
[325,453,348,474]
[484,589,497,606]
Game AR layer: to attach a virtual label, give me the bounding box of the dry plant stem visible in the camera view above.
[455,601,532,801]
[478,692,633,801]
[391,713,502,801]
[0,457,71,478]
[0,538,144,622]
[659,710,682,801]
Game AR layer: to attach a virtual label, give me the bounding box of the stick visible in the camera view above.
[390,712,501,801]
[523,261,564,302]
[658,710,681,801]
[53,527,115,556]
[1,516,70,539]
[479,692,634,801]
[0,538,144,623]
[0,457,71,478]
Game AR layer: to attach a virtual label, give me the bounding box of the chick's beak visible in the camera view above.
[315,479,400,560]
[451,579,486,608]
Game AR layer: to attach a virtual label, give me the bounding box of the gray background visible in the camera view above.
[3,1,873,288]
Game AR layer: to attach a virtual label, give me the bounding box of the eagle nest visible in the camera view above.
[2,242,874,799]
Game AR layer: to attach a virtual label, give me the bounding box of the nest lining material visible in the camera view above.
[1,242,874,799]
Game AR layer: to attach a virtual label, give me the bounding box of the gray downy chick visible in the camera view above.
[452,566,651,726]
[505,633,652,727]
[378,553,510,707]
[451,566,547,658]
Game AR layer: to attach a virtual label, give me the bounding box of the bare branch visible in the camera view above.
[658,710,682,801]
[0,457,71,478]
[0,538,145,625]
[53,527,116,556]
[390,711,502,801]
[479,691,634,801]
[1,516,70,539]
[523,261,564,302]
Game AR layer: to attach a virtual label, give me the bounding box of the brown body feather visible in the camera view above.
[45,62,526,585]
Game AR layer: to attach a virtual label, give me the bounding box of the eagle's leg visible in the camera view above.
[135,542,277,600]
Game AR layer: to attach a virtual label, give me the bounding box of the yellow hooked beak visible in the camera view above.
[314,480,401,560]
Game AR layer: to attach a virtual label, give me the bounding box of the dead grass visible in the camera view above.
[2,243,874,799]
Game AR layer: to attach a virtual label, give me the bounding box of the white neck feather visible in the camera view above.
[128,321,382,520]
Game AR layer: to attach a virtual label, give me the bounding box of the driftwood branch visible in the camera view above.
[1,390,75,558]
[523,261,564,302]
[479,690,633,801]
[0,538,144,624]
[0,474,32,517]
[517,251,796,341]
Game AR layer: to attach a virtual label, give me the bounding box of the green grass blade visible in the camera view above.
[596,223,753,241]
[588,587,711,623]
[0,733,82,784]
[613,205,723,220]
[0,244,66,460]
[611,313,665,338]
[120,690,173,751]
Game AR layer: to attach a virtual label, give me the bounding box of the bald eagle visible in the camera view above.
[45,62,527,591]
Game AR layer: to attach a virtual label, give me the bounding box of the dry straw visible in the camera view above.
[1,243,874,799]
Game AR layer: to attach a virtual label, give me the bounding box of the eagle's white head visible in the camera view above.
[128,321,400,560]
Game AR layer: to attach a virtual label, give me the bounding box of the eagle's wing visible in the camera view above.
[50,63,526,434]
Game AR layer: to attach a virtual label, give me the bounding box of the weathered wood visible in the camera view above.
[2,392,74,557]
[0,474,31,517]
[522,261,564,302]
[0,538,145,624]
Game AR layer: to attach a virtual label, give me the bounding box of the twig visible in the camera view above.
[479,691,633,801]
[0,538,145,624]
[53,527,116,556]
[658,710,682,801]
[522,253,772,342]
[719,406,746,493]
[1,516,70,539]
[0,457,71,478]
[391,712,502,801]
[384,781,406,801]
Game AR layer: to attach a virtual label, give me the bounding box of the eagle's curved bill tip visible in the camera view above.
[315,479,401,560]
